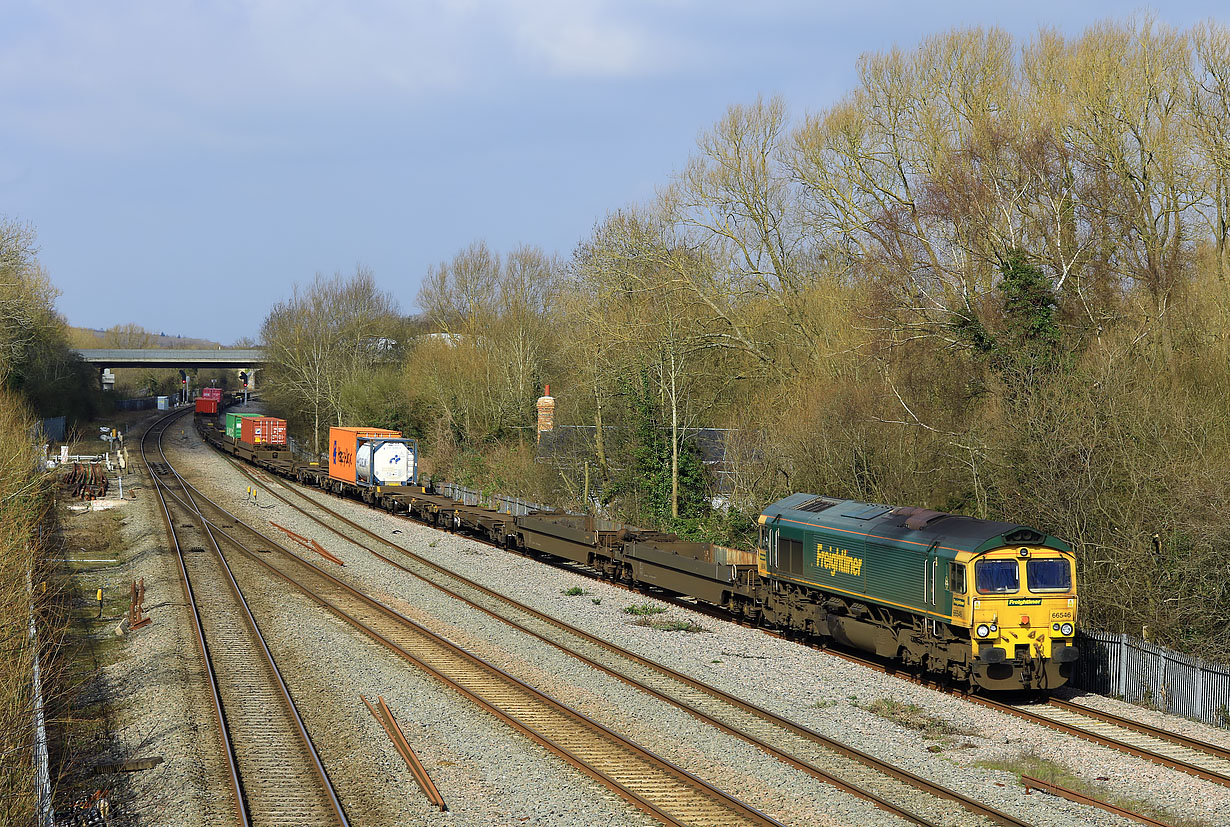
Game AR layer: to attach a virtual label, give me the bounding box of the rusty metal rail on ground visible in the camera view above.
[226,456,1030,827]
[64,462,109,499]
[1021,775,1173,827]
[269,520,345,565]
[361,695,447,811]
[128,578,151,630]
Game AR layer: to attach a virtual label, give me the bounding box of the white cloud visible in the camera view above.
[500,0,682,76]
[0,0,699,151]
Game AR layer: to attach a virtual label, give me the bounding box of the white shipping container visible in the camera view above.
[356,440,413,485]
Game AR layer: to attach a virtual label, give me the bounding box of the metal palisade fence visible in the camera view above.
[1073,629,1230,728]
[436,483,546,517]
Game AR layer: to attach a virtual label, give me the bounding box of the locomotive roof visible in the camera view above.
[762,493,1072,556]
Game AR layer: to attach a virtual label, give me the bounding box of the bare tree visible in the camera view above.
[261,267,399,454]
[102,323,155,349]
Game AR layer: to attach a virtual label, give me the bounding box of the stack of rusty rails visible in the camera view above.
[128,578,152,631]
[64,462,109,499]
[1021,776,1174,827]
[150,464,786,827]
[223,459,1023,827]
[360,695,447,810]
[139,410,350,827]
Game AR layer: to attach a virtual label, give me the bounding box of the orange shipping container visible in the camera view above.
[328,426,400,483]
[195,398,218,414]
[240,416,287,446]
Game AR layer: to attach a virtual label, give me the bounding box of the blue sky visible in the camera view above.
[2,2,1226,343]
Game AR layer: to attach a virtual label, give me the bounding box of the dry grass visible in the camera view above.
[634,618,709,633]
[859,697,977,746]
[0,389,57,824]
[623,603,668,616]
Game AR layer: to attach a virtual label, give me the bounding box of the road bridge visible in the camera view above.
[75,348,266,390]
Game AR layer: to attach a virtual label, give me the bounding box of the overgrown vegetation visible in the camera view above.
[634,618,709,633]
[623,603,669,616]
[257,19,1230,662]
[1,218,102,424]
[0,389,59,824]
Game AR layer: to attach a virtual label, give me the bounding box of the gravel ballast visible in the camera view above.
[165,419,1230,827]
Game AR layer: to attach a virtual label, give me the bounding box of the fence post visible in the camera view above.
[1196,665,1205,721]
[27,566,54,827]
[1116,633,1128,698]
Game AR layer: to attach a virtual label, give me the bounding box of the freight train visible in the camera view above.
[192,404,1078,692]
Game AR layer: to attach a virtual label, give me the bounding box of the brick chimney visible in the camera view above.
[536,384,555,443]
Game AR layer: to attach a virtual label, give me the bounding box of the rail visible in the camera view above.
[1021,776,1172,827]
[143,408,349,826]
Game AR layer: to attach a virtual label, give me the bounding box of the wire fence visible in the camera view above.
[1073,629,1230,728]
[435,483,546,517]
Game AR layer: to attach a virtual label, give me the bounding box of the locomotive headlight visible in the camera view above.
[976,623,991,638]
[1060,622,1074,636]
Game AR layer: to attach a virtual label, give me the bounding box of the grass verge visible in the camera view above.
[858,697,976,750]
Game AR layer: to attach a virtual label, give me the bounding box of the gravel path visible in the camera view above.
[171,419,1230,827]
[68,417,232,827]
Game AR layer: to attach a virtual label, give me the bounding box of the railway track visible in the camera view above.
[220,460,1036,827]
[186,408,1230,825]
[976,696,1230,787]
[801,635,1230,790]
[142,412,349,827]
[156,424,785,827]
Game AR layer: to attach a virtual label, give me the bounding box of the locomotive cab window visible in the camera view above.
[1026,558,1071,593]
[975,559,1019,594]
[948,561,966,594]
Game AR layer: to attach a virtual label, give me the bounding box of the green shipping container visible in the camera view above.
[225,412,259,439]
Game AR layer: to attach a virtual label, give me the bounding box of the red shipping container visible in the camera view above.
[195,398,219,414]
[240,416,287,446]
[201,387,223,400]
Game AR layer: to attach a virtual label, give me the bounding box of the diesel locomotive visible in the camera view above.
[192,404,1078,692]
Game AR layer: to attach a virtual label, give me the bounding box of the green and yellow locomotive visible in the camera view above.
[757,494,1078,691]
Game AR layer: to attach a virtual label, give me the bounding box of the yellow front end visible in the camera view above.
[958,546,1078,690]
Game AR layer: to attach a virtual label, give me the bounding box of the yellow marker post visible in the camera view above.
[96,588,103,618]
